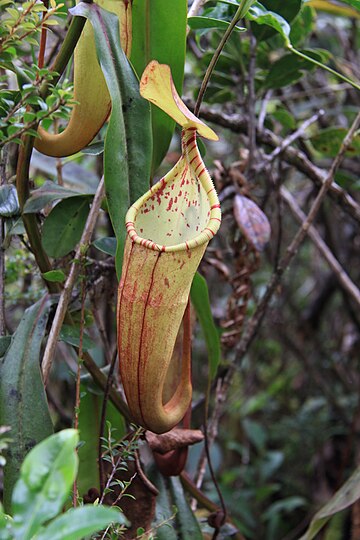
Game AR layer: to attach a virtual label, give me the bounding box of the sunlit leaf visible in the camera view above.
[34,505,128,540]
[11,430,78,540]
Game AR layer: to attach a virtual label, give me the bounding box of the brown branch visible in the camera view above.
[281,186,360,309]
[234,111,360,364]
[184,100,360,225]
[42,177,105,383]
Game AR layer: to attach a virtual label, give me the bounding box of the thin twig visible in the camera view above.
[188,0,207,17]
[73,258,87,507]
[194,378,225,493]
[203,373,227,537]
[99,347,118,494]
[42,177,105,383]
[194,0,251,116]
[183,100,360,225]
[257,89,272,131]
[234,111,360,363]
[280,186,360,309]
[264,110,325,163]
[181,471,246,540]
[0,147,8,336]
[246,29,257,173]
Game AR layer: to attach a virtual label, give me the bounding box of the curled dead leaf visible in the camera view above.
[146,428,204,454]
[233,194,271,252]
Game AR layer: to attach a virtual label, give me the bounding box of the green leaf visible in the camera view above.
[310,127,360,157]
[77,383,126,496]
[264,49,331,89]
[41,196,91,258]
[190,272,221,380]
[0,336,11,357]
[70,2,152,278]
[92,236,117,256]
[169,477,203,539]
[0,185,20,218]
[249,0,302,42]
[0,502,12,540]
[80,140,104,155]
[34,505,127,540]
[42,269,66,283]
[299,466,360,540]
[0,298,53,512]
[247,1,292,46]
[188,16,246,32]
[131,0,187,175]
[148,467,177,540]
[331,0,360,10]
[11,430,78,540]
[24,181,93,214]
[59,324,95,352]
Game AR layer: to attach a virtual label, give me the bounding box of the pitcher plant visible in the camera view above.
[117,61,221,434]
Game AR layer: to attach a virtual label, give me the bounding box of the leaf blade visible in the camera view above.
[190,272,221,379]
[11,430,78,540]
[34,505,127,540]
[70,2,153,277]
[0,298,53,512]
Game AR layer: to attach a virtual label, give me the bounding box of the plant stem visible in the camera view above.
[290,47,360,92]
[73,259,86,508]
[39,13,88,97]
[98,348,118,494]
[194,0,254,116]
[0,147,7,336]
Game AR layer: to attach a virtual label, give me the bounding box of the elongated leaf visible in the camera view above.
[70,2,152,277]
[34,505,127,540]
[169,476,203,539]
[41,196,91,258]
[341,0,360,9]
[0,185,20,217]
[11,430,78,540]
[24,181,93,214]
[190,272,221,379]
[0,298,53,512]
[188,16,246,32]
[148,467,177,540]
[299,466,360,540]
[131,0,187,174]
[306,0,360,18]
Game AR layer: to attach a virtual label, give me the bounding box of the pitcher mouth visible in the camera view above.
[125,146,221,253]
